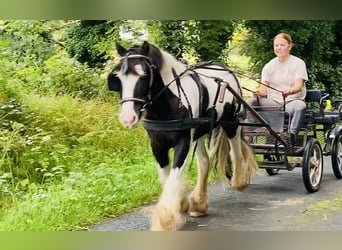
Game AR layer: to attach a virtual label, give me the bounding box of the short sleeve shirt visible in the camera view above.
[261,55,308,104]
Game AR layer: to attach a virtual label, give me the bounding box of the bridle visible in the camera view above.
[118,53,155,111]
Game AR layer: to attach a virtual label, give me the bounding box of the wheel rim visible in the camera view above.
[334,135,342,172]
[309,143,323,187]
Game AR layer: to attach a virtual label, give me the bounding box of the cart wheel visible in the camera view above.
[265,168,280,176]
[331,132,342,179]
[264,154,281,176]
[302,138,323,193]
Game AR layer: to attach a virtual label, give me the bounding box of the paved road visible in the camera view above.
[90,157,342,231]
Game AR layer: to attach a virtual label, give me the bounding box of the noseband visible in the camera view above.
[119,54,155,111]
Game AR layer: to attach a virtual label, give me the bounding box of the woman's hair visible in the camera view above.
[274,33,293,45]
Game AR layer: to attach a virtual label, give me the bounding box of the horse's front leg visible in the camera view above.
[188,136,209,217]
[150,133,190,231]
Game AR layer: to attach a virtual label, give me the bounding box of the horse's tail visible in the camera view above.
[209,127,258,190]
[209,127,232,178]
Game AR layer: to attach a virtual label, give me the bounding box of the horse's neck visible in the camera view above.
[159,51,187,85]
[146,51,193,120]
[146,70,188,121]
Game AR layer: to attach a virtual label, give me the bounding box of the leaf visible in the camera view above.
[20,179,30,187]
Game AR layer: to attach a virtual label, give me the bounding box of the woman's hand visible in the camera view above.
[253,90,266,98]
[282,89,293,98]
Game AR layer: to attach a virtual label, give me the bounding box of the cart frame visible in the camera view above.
[240,88,342,193]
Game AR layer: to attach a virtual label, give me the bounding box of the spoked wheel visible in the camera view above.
[264,155,281,176]
[265,168,280,176]
[331,132,342,179]
[302,138,323,193]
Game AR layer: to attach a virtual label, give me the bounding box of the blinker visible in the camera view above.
[121,56,129,75]
[107,73,122,92]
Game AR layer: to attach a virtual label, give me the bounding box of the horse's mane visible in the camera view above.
[132,42,187,74]
[159,50,187,74]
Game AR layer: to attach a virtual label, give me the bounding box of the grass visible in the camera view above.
[0,92,218,230]
[0,159,160,231]
[305,196,342,216]
[0,92,164,230]
[289,194,342,229]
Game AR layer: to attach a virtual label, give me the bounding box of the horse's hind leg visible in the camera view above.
[228,128,258,191]
[189,137,209,217]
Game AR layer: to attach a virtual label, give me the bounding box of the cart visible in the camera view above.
[242,89,342,193]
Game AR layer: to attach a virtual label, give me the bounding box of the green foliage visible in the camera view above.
[241,20,342,97]
[147,20,237,62]
[41,51,105,98]
[0,20,57,65]
[0,99,72,209]
[0,92,158,228]
[185,20,237,61]
[65,20,121,68]
[147,20,187,57]
[0,20,161,229]
[0,160,159,230]
[0,21,109,99]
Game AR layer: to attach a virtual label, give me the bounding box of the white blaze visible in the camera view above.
[118,64,146,128]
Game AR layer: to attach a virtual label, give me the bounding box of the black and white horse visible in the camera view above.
[107,41,258,231]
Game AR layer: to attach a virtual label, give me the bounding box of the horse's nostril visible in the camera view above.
[131,115,137,124]
[119,113,138,128]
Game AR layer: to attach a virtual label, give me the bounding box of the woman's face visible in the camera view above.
[273,37,292,59]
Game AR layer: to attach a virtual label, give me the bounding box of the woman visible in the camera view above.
[246,32,308,145]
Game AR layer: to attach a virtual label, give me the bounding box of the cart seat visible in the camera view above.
[304,89,341,124]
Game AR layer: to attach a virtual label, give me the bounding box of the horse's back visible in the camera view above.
[193,62,241,116]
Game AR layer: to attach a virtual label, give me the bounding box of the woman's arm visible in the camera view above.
[283,78,305,97]
[253,81,269,97]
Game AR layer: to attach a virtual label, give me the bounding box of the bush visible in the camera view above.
[42,51,105,98]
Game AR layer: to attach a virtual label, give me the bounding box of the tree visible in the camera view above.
[147,20,237,62]
[0,20,57,65]
[146,20,188,58]
[65,20,121,68]
[185,20,237,62]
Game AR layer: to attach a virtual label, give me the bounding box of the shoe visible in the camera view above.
[281,133,294,154]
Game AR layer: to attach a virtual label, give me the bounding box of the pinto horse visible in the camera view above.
[107,41,258,231]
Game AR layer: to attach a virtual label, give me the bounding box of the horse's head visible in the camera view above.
[108,41,162,128]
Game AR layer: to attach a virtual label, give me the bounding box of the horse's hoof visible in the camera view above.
[189,211,206,217]
[231,183,248,191]
[180,198,189,213]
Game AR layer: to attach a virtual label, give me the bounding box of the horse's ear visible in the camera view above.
[116,42,127,57]
[107,72,122,92]
[141,41,150,55]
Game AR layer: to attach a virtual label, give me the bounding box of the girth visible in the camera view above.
[143,117,218,131]
[190,72,209,117]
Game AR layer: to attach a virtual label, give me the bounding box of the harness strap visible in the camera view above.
[172,68,193,119]
[143,118,219,131]
[190,72,209,117]
[192,61,235,74]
